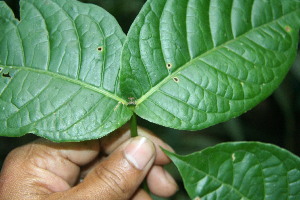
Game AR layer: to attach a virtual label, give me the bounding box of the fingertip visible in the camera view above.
[124,136,156,170]
[138,127,175,165]
[57,140,100,166]
[147,166,178,198]
[132,189,153,200]
[100,124,131,154]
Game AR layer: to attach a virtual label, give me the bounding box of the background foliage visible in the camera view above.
[0,0,299,199]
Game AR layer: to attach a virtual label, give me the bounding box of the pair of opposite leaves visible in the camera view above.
[0,0,299,141]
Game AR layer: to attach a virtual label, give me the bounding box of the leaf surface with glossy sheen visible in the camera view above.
[165,142,300,200]
[0,0,132,141]
[120,0,300,130]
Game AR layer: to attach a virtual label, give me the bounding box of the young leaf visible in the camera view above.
[165,142,300,200]
[120,0,300,131]
[0,0,132,142]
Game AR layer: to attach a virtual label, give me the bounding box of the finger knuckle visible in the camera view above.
[94,165,128,197]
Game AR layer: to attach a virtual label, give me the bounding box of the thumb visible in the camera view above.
[49,136,156,200]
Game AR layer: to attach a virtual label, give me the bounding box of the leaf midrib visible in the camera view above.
[135,9,299,106]
[0,65,127,104]
[174,156,251,200]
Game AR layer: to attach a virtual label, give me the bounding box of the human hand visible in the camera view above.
[0,127,178,200]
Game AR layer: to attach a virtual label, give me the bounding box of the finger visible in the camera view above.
[101,126,174,165]
[138,127,174,165]
[0,139,100,200]
[48,136,156,200]
[100,124,131,155]
[147,166,178,197]
[132,189,153,200]
[32,139,100,185]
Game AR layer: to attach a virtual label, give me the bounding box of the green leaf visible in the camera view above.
[165,142,300,200]
[0,0,132,142]
[120,0,300,130]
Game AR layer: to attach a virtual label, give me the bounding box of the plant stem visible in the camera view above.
[130,113,138,137]
[130,112,149,193]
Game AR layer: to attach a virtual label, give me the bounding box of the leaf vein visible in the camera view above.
[146,97,183,126]
[0,65,126,104]
[7,78,53,119]
[177,157,251,199]
[81,99,119,137]
[51,0,82,76]
[0,70,20,96]
[25,1,51,70]
[60,94,105,132]
[7,87,83,129]
[135,9,298,105]
[158,89,207,112]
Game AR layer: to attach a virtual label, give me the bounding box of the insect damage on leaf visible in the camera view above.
[128,97,136,106]
[285,25,292,32]
[97,46,104,52]
[2,72,11,78]
[166,63,172,69]
[0,0,134,141]
[173,77,179,83]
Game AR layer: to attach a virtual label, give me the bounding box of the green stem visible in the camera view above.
[130,113,138,137]
[130,112,149,193]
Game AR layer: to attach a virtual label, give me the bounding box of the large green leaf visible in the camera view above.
[120,0,300,130]
[165,142,300,200]
[0,0,132,142]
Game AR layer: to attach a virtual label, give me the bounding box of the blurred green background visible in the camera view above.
[1,0,300,199]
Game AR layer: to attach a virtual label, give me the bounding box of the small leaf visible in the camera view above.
[0,0,132,141]
[120,0,300,131]
[165,142,300,200]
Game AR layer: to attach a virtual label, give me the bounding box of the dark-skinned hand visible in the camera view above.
[0,126,178,200]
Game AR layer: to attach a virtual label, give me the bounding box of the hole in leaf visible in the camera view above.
[166,63,172,69]
[2,72,11,78]
[97,46,103,52]
[0,67,3,73]
[193,197,201,200]
[173,77,179,83]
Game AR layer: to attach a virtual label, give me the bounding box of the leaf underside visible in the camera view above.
[165,142,300,200]
[0,0,300,142]
[0,0,132,141]
[120,0,300,131]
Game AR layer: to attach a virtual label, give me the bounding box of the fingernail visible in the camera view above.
[124,136,155,170]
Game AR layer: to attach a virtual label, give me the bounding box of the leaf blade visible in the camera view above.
[0,0,131,141]
[120,0,300,131]
[165,142,300,200]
